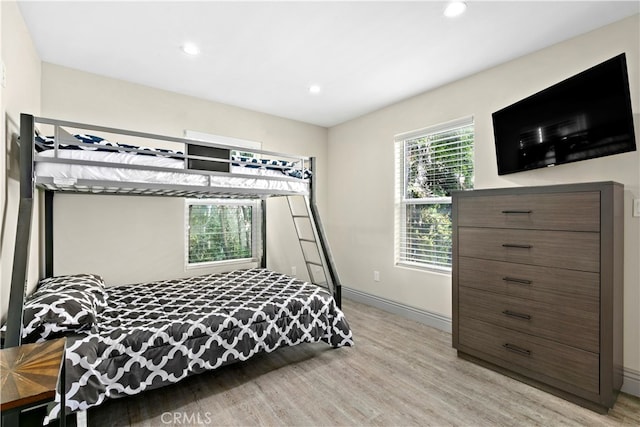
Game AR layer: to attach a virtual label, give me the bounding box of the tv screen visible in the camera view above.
[492,53,636,175]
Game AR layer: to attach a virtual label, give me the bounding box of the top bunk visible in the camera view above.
[21,114,313,199]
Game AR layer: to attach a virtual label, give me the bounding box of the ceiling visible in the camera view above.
[17,1,640,128]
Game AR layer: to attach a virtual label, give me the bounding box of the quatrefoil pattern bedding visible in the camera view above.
[14,274,107,343]
[50,268,352,416]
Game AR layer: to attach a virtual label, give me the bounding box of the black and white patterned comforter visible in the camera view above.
[51,268,352,416]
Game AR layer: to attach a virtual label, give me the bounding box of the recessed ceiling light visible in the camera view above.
[309,84,321,95]
[444,1,467,18]
[181,42,200,56]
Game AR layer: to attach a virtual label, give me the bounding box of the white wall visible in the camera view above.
[1,0,42,321]
[41,63,328,286]
[327,15,640,375]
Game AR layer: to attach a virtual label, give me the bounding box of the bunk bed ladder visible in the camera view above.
[286,195,341,307]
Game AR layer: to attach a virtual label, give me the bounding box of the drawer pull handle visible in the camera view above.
[502,277,532,285]
[502,243,532,249]
[501,210,532,214]
[503,343,531,356]
[502,310,532,320]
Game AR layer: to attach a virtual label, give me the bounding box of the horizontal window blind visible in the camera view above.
[400,203,453,268]
[187,201,256,265]
[396,117,474,270]
[404,120,474,199]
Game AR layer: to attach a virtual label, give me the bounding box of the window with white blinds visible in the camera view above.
[395,117,474,270]
[185,199,260,267]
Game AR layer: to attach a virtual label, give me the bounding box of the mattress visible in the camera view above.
[49,269,352,417]
[35,150,309,195]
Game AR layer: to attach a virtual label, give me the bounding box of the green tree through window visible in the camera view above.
[396,118,474,269]
[187,201,256,265]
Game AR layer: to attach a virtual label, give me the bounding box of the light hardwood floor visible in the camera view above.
[88,299,640,426]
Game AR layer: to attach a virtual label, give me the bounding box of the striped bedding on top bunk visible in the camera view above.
[34,134,310,195]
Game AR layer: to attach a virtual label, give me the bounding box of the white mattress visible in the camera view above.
[35,150,309,195]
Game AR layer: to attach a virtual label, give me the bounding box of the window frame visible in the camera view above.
[394,116,474,272]
[184,198,261,269]
[184,130,263,160]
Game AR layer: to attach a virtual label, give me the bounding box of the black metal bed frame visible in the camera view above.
[4,113,342,349]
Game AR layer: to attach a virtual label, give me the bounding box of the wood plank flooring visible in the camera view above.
[88,299,640,426]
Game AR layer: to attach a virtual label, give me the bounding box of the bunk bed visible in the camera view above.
[5,114,352,420]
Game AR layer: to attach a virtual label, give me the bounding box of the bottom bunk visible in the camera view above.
[13,268,352,419]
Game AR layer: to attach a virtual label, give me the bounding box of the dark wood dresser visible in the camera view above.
[452,181,623,413]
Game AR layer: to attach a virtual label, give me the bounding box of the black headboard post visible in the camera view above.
[261,199,267,268]
[44,190,54,277]
[4,114,36,348]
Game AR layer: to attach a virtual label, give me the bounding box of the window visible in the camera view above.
[186,199,260,267]
[395,117,474,271]
[184,130,262,158]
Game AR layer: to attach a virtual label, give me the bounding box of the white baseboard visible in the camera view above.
[621,367,640,397]
[342,286,452,333]
[342,286,639,398]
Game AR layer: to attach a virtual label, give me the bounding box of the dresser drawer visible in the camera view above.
[458,257,599,305]
[458,318,599,394]
[456,192,600,232]
[458,227,600,272]
[459,286,599,352]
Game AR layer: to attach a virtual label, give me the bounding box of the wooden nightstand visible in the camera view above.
[1,338,66,426]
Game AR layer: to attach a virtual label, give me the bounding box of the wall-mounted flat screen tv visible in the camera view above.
[492,53,636,175]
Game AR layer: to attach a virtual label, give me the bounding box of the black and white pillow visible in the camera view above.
[37,273,108,312]
[35,134,116,152]
[231,155,312,179]
[35,134,184,158]
[21,289,98,342]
